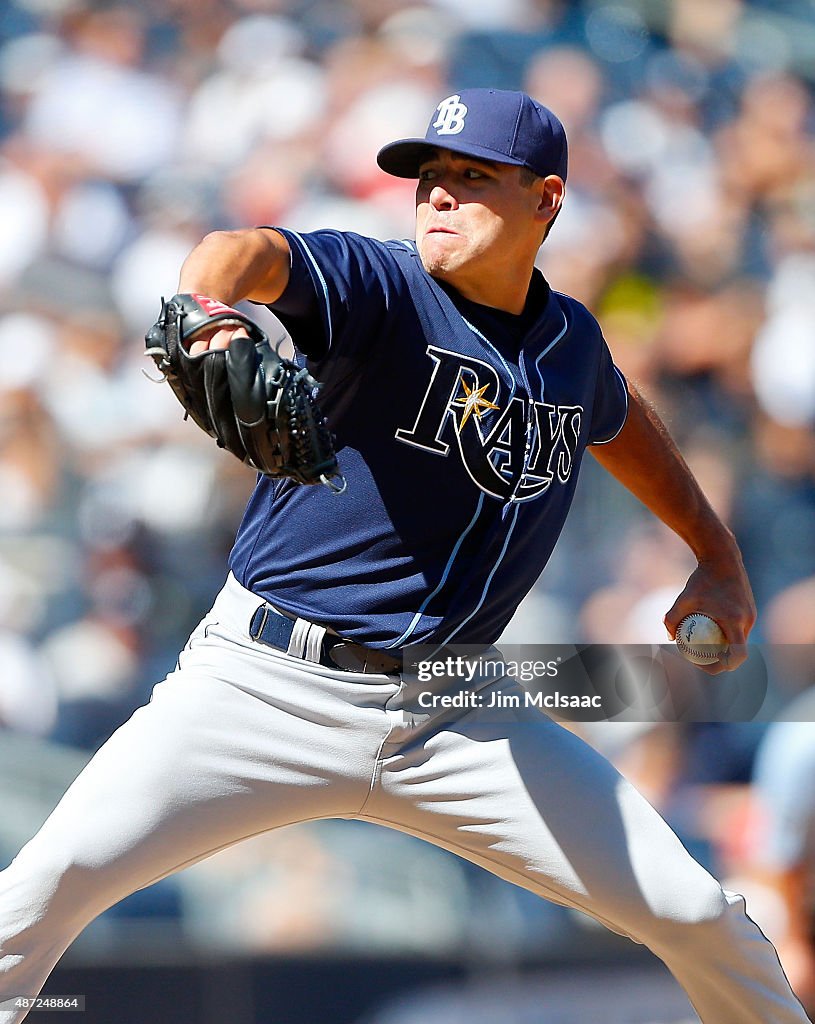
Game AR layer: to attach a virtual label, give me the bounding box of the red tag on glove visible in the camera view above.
[191,294,241,318]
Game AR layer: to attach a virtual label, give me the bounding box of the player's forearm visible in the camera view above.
[177,228,291,306]
[590,382,738,564]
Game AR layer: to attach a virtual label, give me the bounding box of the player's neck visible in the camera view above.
[436,267,539,316]
[437,273,533,314]
[438,269,549,342]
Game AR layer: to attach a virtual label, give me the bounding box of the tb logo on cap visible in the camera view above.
[433,95,468,136]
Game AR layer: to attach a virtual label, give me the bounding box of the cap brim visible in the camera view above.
[376,138,526,178]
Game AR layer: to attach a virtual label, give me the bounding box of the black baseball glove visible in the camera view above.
[145,293,344,491]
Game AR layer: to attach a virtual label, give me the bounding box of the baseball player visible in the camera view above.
[0,88,809,1023]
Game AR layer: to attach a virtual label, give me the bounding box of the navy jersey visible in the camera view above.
[229,230,628,649]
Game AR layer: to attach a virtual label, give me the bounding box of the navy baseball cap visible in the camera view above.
[377,88,568,182]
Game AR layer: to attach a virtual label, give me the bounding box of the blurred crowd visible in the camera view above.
[1,0,815,1003]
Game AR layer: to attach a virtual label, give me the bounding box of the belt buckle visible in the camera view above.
[326,641,368,672]
[326,641,400,675]
[249,605,270,642]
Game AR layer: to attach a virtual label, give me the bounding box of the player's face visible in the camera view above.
[415,149,559,311]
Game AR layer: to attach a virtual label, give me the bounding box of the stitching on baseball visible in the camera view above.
[676,638,721,659]
[676,625,726,660]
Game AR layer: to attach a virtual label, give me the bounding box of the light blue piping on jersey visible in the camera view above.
[433,502,521,652]
[459,314,518,405]
[432,309,568,649]
[385,492,486,649]
[531,308,569,395]
[588,365,629,444]
[417,313,544,649]
[385,310,518,651]
[287,230,334,350]
[505,307,570,511]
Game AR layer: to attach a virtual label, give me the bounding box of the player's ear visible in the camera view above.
[536,175,565,227]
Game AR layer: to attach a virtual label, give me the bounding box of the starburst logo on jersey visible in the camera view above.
[433,95,468,136]
[454,379,500,429]
[395,346,583,502]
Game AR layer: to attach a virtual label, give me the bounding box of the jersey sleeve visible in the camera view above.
[588,337,629,445]
[267,228,403,363]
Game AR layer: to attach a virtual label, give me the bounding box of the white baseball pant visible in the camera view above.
[0,573,809,1023]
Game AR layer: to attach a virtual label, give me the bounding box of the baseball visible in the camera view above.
[675,613,728,665]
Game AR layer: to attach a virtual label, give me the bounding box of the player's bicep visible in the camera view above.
[240,228,292,305]
[177,227,292,308]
